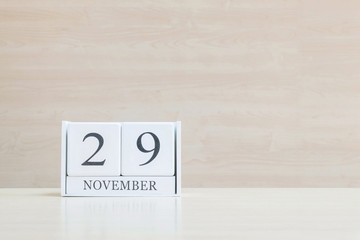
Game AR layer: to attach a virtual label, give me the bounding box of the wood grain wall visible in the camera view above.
[1,0,360,187]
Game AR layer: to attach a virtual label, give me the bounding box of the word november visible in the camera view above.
[84,179,157,191]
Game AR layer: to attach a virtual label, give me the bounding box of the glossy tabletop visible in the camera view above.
[0,188,359,239]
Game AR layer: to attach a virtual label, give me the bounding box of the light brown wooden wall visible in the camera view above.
[1,0,360,187]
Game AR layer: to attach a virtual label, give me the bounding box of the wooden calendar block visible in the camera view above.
[122,122,175,176]
[67,122,121,176]
[61,121,181,197]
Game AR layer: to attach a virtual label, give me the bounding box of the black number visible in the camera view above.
[81,133,106,166]
[137,132,160,166]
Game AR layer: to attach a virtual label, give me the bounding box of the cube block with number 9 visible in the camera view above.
[61,121,181,197]
[122,122,175,176]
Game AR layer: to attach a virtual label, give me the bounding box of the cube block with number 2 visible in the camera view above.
[67,122,121,177]
[61,121,181,197]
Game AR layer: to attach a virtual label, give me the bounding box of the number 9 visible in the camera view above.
[136,132,160,166]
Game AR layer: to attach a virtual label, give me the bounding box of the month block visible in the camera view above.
[61,121,181,197]
[66,176,175,196]
[122,122,175,176]
[67,122,121,176]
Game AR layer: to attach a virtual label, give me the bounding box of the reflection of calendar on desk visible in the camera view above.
[61,121,181,196]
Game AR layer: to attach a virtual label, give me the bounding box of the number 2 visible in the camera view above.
[137,132,160,166]
[81,133,106,166]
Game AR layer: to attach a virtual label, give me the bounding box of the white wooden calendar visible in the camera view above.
[61,121,181,196]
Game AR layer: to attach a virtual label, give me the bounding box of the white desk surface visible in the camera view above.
[0,188,359,240]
